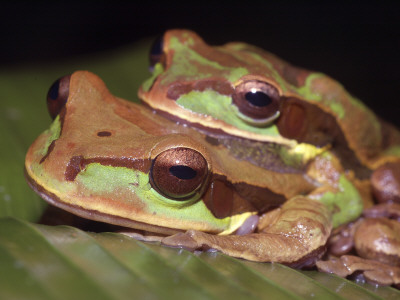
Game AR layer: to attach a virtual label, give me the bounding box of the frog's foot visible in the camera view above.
[326,219,362,257]
[363,202,400,220]
[371,162,400,203]
[162,196,332,267]
[316,255,400,287]
[354,217,400,266]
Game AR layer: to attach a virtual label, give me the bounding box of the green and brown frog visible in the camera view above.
[25,30,400,285]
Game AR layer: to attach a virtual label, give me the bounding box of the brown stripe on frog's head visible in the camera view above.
[138,29,311,145]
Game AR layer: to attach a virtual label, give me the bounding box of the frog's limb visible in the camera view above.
[162,196,332,267]
[363,202,400,219]
[307,153,364,228]
[326,219,361,257]
[317,255,400,287]
[354,217,400,266]
[327,204,400,263]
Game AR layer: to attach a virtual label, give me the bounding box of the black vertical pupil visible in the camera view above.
[169,165,197,180]
[48,79,60,100]
[245,91,272,107]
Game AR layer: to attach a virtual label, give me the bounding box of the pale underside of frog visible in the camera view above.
[25,30,400,286]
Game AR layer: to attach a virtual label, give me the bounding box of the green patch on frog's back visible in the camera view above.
[162,37,249,85]
[297,73,375,120]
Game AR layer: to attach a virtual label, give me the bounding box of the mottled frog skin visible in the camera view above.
[25,30,400,273]
[139,30,400,176]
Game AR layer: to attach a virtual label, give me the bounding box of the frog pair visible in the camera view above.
[25,30,400,284]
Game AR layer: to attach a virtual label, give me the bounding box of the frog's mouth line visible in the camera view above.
[24,167,262,237]
[24,167,184,236]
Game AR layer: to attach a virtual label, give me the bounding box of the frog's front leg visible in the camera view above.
[162,196,332,267]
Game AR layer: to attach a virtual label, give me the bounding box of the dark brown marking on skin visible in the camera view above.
[24,167,183,236]
[166,82,193,100]
[202,179,235,219]
[202,173,286,219]
[166,79,233,100]
[65,155,151,181]
[39,109,67,164]
[97,131,112,137]
[193,79,234,96]
[234,181,286,212]
[39,140,56,164]
[58,108,67,134]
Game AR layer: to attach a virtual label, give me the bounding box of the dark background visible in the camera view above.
[1,2,400,126]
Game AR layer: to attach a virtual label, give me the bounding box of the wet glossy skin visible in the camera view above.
[138,30,400,282]
[25,31,400,273]
[139,30,400,176]
[25,71,342,266]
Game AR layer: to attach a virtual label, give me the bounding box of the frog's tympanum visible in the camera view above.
[25,30,400,286]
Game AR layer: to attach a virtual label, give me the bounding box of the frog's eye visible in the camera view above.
[149,34,165,71]
[150,147,209,200]
[46,75,71,119]
[233,80,281,126]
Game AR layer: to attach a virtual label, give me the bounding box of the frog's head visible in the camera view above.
[26,71,315,236]
[139,29,384,172]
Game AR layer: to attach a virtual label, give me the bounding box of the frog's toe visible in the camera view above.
[354,217,400,266]
[363,202,400,219]
[161,231,200,251]
[317,255,400,287]
[371,162,400,203]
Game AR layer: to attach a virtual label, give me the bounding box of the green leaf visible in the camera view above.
[1,38,399,299]
[1,218,400,300]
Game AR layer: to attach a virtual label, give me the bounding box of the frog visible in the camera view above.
[137,29,400,284]
[25,70,367,269]
[140,29,400,178]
